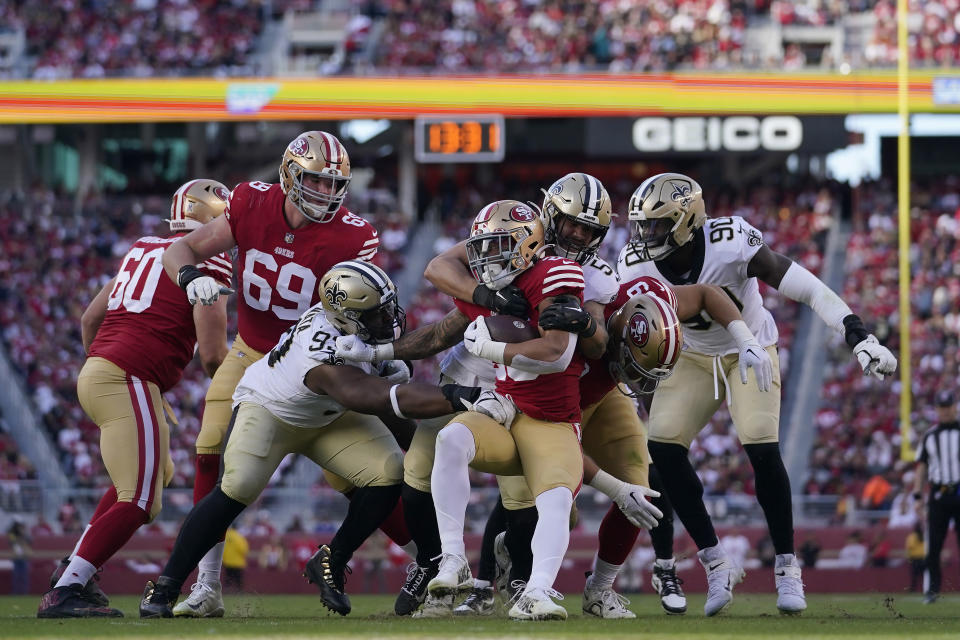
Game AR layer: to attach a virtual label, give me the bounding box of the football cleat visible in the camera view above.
[172,579,225,618]
[651,560,687,615]
[493,531,512,597]
[775,556,806,614]
[923,592,939,605]
[49,557,110,607]
[37,584,123,618]
[508,586,567,621]
[426,553,472,598]
[411,593,455,618]
[454,584,495,616]
[303,544,352,616]
[582,573,635,619]
[698,549,744,617]
[395,561,437,616]
[139,578,180,618]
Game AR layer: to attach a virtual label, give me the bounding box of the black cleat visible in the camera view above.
[37,584,123,618]
[139,578,180,618]
[49,556,110,607]
[395,561,438,616]
[304,544,352,616]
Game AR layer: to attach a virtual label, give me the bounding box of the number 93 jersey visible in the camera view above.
[226,181,379,354]
[616,216,778,356]
[232,303,377,429]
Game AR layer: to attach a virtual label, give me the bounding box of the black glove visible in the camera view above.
[441,383,482,411]
[176,264,207,291]
[539,294,596,337]
[842,313,870,350]
[472,283,529,317]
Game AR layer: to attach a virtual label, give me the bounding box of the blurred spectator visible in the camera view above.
[361,530,389,593]
[756,533,776,568]
[837,531,868,568]
[861,472,893,510]
[57,497,82,534]
[222,527,249,594]
[6,520,31,595]
[799,535,822,568]
[869,529,892,567]
[30,515,55,537]
[258,534,289,571]
[906,522,926,593]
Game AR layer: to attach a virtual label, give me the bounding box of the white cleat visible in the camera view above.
[651,560,687,615]
[582,577,635,619]
[775,557,807,614]
[698,550,744,617]
[493,531,512,596]
[412,593,455,618]
[172,580,224,618]
[426,554,472,598]
[508,586,567,621]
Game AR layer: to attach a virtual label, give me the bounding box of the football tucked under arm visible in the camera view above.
[483,315,540,343]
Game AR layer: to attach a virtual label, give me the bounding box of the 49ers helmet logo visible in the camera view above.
[509,205,535,222]
[628,312,649,347]
[289,137,309,157]
[214,186,230,201]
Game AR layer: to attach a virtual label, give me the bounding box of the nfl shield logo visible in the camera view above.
[284,232,295,244]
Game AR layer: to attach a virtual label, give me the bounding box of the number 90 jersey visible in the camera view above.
[232,303,377,429]
[226,181,379,354]
[616,216,778,356]
[88,235,233,392]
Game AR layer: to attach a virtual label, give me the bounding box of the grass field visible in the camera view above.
[4,593,960,640]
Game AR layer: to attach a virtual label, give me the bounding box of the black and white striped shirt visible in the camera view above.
[917,421,960,486]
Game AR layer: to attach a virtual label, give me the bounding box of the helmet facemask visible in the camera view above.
[606,293,683,397]
[466,230,529,291]
[343,293,406,345]
[629,216,684,262]
[286,163,350,224]
[608,343,673,397]
[549,211,609,264]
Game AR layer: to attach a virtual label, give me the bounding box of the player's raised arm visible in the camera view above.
[747,244,897,379]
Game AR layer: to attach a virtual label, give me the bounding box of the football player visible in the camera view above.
[617,172,897,615]
[427,202,588,621]
[139,261,488,618]
[159,131,404,617]
[38,180,233,618]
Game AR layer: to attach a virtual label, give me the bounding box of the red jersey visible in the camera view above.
[579,275,677,407]
[226,181,379,353]
[469,257,586,423]
[89,235,232,392]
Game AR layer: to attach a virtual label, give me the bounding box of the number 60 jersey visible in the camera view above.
[88,235,232,392]
[616,216,778,356]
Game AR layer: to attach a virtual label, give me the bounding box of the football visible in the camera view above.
[484,314,540,343]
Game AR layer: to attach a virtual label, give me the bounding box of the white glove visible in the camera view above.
[613,483,663,530]
[589,469,663,530]
[853,334,897,379]
[379,360,411,384]
[463,390,516,427]
[739,340,773,392]
[335,334,394,364]
[463,316,507,363]
[185,275,223,306]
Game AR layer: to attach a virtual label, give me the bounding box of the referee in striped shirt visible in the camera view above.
[913,390,960,604]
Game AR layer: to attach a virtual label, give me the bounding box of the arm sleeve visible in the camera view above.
[776,261,853,334]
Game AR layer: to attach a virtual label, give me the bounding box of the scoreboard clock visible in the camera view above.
[414,115,505,163]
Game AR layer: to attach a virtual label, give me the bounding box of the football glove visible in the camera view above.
[177,265,233,305]
[589,469,663,530]
[538,294,596,337]
[853,334,898,379]
[335,334,394,364]
[738,338,774,392]
[441,383,482,411]
[472,283,529,317]
[379,360,411,384]
[463,316,507,363]
[464,390,516,427]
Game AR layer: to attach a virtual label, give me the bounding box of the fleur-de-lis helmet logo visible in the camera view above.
[324,281,348,308]
[670,181,693,209]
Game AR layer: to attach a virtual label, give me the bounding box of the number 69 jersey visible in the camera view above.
[226,181,379,354]
[616,216,778,356]
[232,303,377,429]
[88,235,233,392]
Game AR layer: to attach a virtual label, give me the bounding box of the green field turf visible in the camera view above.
[3,593,960,640]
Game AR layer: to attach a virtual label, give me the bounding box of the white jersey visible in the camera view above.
[439,254,618,386]
[233,303,377,429]
[616,216,778,356]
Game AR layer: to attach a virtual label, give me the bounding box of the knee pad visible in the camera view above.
[434,423,476,464]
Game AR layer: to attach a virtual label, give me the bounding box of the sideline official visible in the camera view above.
[914,390,960,604]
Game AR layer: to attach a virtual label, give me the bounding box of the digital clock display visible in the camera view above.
[414,115,505,163]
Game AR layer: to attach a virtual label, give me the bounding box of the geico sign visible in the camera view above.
[632,116,803,153]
